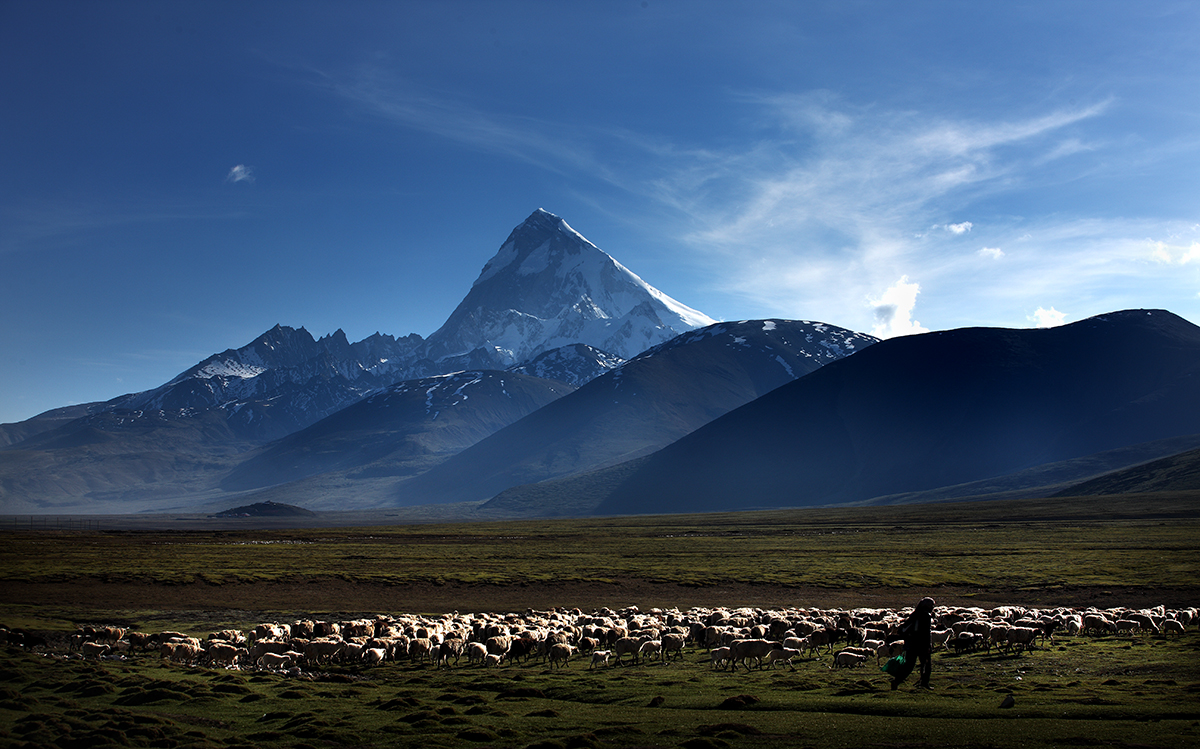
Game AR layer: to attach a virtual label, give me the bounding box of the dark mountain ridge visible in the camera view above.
[595,309,1200,515]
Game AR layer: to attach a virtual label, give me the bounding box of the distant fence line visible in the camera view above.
[1,516,103,532]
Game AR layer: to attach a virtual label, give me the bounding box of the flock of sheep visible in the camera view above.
[45,601,1194,677]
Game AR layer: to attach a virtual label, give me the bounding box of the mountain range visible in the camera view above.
[1,209,698,450]
[0,210,865,514]
[384,319,875,509]
[2,208,1198,519]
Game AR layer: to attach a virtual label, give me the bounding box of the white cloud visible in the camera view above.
[869,276,928,339]
[1149,239,1200,265]
[977,247,1004,259]
[946,222,973,234]
[1029,307,1067,328]
[225,165,255,184]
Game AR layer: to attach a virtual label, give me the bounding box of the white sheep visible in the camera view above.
[728,639,780,672]
[833,650,867,668]
[258,652,292,670]
[709,646,731,670]
[465,641,488,666]
[661,633,686,661]
[637,639,663,664]
[763,647,801,670]
[589,650,611,669]
[1004,626,1039,653]
[81,641,110,659]
[548,642,574,669]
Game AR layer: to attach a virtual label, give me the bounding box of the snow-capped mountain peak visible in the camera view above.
[425,209,716,367]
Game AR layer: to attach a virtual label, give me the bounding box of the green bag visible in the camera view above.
[881,652,907,675]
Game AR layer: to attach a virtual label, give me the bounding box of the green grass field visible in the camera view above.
[1,493,1198,748]
[1,494,1196,592]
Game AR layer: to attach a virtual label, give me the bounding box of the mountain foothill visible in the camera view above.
[2,210,1198,518]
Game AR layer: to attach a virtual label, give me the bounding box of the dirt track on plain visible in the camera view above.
[3,578,1192,620]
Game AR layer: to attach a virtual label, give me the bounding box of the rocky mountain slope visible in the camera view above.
[220,371,574,494]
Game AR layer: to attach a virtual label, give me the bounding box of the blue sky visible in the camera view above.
[2,1,1198,424]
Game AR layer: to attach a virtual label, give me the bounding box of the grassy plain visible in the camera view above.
[1,493,1198,748]
[1,629,1199,749]
[2,495,1198,589]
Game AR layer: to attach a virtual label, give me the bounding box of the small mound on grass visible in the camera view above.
[497,687,547,699]
[699,723,763,736]
[211,500,316,518]
[715,694,760,709]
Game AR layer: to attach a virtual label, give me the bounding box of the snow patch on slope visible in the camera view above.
[196,360,268,380]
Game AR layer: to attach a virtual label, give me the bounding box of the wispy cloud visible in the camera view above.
[669,101,1110,262]
[661,96,1120,327]
[226,164,255,184]
[326,65,609,181]
[307,63,1194,330]
[1,200,252,256]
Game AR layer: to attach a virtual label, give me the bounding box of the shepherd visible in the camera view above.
[886,597,935,690]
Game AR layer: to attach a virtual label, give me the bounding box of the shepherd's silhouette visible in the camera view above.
[887,597,935,689]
